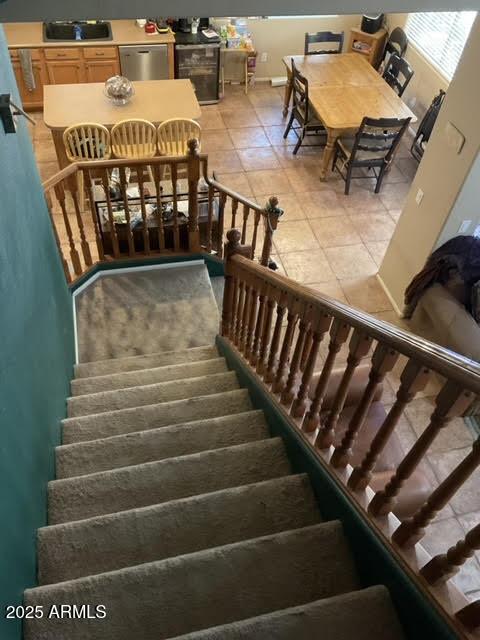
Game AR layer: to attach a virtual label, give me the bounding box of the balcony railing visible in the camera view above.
[42,139,282,284]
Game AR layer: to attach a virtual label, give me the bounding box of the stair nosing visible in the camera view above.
[75,344,218,369]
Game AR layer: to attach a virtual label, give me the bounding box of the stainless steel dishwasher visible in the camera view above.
[119,44,169,81]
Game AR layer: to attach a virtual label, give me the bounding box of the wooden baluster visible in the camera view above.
[222,229,252,339]
[83,169,105,261]
[304,320,350,433]
[272,302,297,394]
[291,311,332,417]
[421,524,480,585]
[206,184,214,252]
[187,139,200,252]
[456,601,480,631]
[393,438,480,547]
[118,166,135,256]
[369,381,475,517]
[349,361,430,490]
[264,291,288,383]
[281,304,309,405]
[152,164,165,251]
[241,204,249,244]
[299,329,313,372]
[137,165,150,255]
[330,343,399,468]
[261,196,283,267]
[257,289,276,376]
[69,181,92,266]
[315,329,373,448]
[249,281,267,367]
[217,192,227,258]
[100,169,120,258]
[250,209,261,260]
[244,283,259,361]
[233,279,246,346]
[45,190,72,283]
[231,198,238,229]
[171,163,180,251]
[54,182,82,275]
[239,282,252,355]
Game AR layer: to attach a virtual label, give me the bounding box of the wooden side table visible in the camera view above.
[347,27,387,69]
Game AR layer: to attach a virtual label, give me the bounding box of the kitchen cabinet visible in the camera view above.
[83,47,120,83]
[45,60,86,84]
[10,49,47,109]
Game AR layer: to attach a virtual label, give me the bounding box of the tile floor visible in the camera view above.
[29,81,480,598]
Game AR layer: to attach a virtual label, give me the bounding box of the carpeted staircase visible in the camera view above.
[24,344,407,640]
[23,264,407,639]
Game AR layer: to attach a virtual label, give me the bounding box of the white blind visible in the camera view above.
[405,12,476,80]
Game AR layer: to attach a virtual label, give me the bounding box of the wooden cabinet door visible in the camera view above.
[84,59,120,83]
[10,50,47,108]
[46,60,86,85]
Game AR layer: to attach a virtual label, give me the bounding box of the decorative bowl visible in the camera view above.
[104,75,135,106]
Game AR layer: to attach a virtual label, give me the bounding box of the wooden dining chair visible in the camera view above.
[63,123,111,210]
[111,118,157,185]
[283,59,326,154]
[304,31,344,55]
[157,118,202,156]
[380,26,408,66]
[382,54,414,97]
[332,115,411,194]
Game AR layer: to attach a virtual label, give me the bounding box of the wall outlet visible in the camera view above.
[415,188,424,205]
[260,52,268,63]
[458,220,472,234]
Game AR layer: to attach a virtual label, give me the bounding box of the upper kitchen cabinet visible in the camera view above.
[9,48,47,109]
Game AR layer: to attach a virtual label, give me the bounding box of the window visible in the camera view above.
[405,12,476,80]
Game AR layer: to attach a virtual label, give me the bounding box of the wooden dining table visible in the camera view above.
[282,53,416,180]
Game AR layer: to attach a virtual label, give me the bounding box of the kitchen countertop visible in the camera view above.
[4,19,175,48]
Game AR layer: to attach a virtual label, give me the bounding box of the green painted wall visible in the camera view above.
[0,27,75,640]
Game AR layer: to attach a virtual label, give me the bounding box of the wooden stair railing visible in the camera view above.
[222,233,480,635]
[42,139,283,284]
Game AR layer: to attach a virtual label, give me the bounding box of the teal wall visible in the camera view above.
[0,27,75,639]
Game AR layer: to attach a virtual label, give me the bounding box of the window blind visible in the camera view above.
[405,12,476,80]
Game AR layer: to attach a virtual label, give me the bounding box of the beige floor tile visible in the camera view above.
[34,140,58,163]
[366,241,390,267]
[429,447,480,516]
[349,212,396,243]
[273,145,323,168]
[342,191,388,214]
[218,93,252,111]
[221,109,261,129]
[284,167,324,193]
[458,511,480,563]
[248,90,283,109]
[199,110,225,130]
[216,172,253,197]
[247,168,293,196]
[383,163,410,184]
[388,209,403,222]
[298,189,348,218]
[404,397,474,454]
[229,127,271,149]
[206,150,243,174]
[396,156,418,181]
[274,220,319,254]
[255,107,288,126]
[281,249,335,283]
[379,182,411,210]
[202,130,234,152]
[238,148,280,171]
[341,276,393,313]
[309,216,361,248]
[264,125,298,147]
[258,192,305,222]
[324,244,378,279]
[309,280,347,303]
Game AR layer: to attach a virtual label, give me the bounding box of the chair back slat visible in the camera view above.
[111,119,157,159]
[157,118,202,156]
[351,116,411,162]
[383,53,414,97]
[304,30,344,55]
[63,123,111,161]
[291,59,310,123]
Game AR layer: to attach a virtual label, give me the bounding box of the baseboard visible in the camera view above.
[376,273,405,317]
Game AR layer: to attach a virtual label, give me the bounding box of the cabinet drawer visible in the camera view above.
[10,48,42,61]
[45,48,81,60]
[83,46,118,60]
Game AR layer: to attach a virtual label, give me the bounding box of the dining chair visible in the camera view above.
[382,54,414,97]
[411,89,446,161]
[304,31,344,55]
[332,115,411,195]
[283,59,326,155]
[382,26,408,63]
[111,118,157,185]
[63,123,111,210]
[157,118,202,156]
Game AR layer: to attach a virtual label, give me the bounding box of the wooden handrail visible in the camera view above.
[228,254,480,392]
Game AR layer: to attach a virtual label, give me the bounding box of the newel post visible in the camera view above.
[260,196,283,267]
[187,138,201,252]
[222,229,252,338]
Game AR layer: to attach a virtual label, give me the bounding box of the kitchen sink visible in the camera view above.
[43,21,112,42]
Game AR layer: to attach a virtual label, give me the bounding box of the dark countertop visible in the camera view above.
[174,32,221,46]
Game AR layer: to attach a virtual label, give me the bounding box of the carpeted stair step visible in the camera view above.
[67,371,239,418]
[74,345,219,379]
[62,388,253,444]
[71,357,229,396]
[48,438,290,524]
[38,474,321,584]
[56,410,268,478]
[170,586,406,640]
[24,522,358,640]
